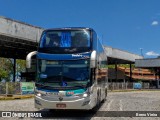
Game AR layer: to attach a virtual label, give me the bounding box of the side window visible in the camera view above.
[45,34,50,46]
[39,33,46,48]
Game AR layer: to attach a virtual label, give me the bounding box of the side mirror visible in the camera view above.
[26,51,37,68]
[90,51,96,68]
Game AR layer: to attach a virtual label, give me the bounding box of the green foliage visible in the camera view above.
[118,64,135,68]
[16,59,26,73]
[108,64,135,69]
[0,58,26,82]
[108,65,115,68]
[0,68,9,81]
[0,58,11,81]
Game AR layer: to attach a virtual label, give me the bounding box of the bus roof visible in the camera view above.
[43,27,94,31]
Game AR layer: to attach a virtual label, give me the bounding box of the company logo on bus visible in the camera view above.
[67,91,74,95]
[72,54,89,58]
[72,54,83,57]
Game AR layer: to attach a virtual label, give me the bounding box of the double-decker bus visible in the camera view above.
[26,27,108,110]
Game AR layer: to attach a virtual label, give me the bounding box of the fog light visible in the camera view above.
[82,100,90,106]
[35,100,41,105]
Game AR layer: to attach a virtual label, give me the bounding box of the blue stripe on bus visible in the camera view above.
[37,52,91,60]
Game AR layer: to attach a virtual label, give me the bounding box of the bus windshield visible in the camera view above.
[38,30,91,54]
[37,59,90,88]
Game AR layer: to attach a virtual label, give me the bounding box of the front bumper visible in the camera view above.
[35,95,95,110]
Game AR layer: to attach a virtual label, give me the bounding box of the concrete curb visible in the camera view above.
[0,95,34,100]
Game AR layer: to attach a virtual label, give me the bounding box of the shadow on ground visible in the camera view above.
[35,103,104,119]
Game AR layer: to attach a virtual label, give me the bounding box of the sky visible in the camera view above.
[0,0,160,58]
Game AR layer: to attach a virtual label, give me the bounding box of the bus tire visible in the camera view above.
[91,90,100,112]
[49,109,56,112]
[102,88,107,103]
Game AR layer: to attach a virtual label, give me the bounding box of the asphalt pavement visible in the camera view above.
[0,91,160,120]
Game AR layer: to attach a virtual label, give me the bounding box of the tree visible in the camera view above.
[0,58,12,81]
[0,58,26,82]
[16,59,26,74]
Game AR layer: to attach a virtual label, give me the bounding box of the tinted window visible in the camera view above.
[40,30,90,48]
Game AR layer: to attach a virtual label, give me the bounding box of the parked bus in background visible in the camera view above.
[26,27,108,110]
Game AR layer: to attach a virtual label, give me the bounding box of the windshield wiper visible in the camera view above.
[62,76,78,81]
[73,85,86,89]
[36,83,55,88]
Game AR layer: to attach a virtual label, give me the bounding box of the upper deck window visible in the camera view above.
[40,30,90,48]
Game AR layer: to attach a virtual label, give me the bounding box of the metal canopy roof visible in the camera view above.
[108,57,134,64]
[135,58,160,68]
[105,46,143,65]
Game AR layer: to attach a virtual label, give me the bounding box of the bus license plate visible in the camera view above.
[56,104,66,108]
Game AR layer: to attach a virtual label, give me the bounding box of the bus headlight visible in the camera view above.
[36,93,42,97]
[83,93,88,97]
[35,91,42,97]
[35,90,46,97]
[75,92,89,98]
